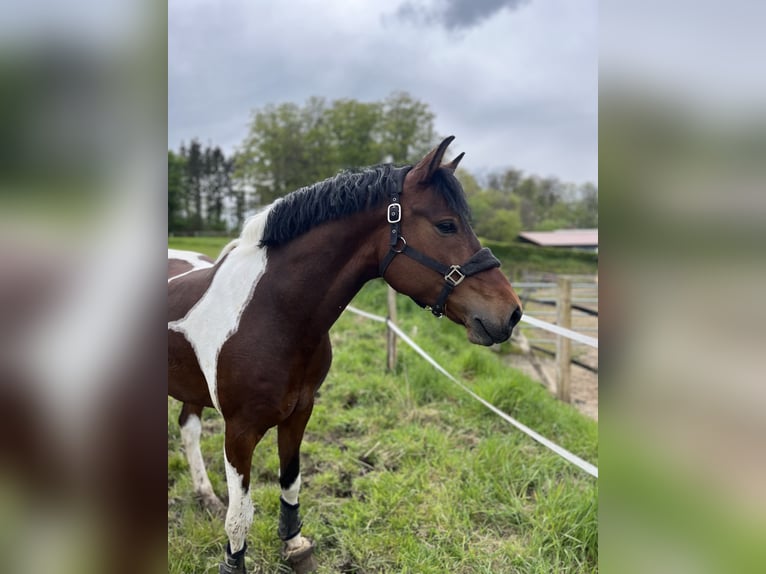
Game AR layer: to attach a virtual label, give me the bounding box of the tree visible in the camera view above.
[468,188,522,242]
[465,165,597,241]
[236,92,439,208]
[204,146,233,231]
[300,97,337,184]
[230,187,247,232]
[574,182,598,227]
[481,209,522,243]
[486,168,523,195]
[236,103,307,205]
[326,99,383,168]
[169,142,243,234]
[455,168,481,198]
[536,177,563,220]
[185,140,205,232]
[168,150,187,233]
[379,91,436,163]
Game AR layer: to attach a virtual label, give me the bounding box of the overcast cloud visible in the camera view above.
[169,0,597,184]
[395,0,531,30]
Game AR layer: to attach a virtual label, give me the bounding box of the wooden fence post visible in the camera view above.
[386,286,397,372]
[556,276,572,402]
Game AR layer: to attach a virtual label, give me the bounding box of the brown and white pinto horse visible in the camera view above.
[168,137,522,573]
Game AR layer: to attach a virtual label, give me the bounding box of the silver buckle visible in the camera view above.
[444,265,465,286]
[387,203,401,223]
[392,235,407,253]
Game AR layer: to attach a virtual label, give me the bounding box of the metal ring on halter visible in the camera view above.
[392,235,407,253]
[444,265,466,286]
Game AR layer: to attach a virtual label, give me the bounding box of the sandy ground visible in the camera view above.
[505,277,598,420]
[505,344,598,420]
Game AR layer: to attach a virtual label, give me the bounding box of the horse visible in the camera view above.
[168,136,523,573]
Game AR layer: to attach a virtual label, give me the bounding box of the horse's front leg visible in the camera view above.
[277,403,317,573]
[219,422,261,574]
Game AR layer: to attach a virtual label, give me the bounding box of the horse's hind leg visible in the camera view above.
[179,403,225,515]
[277,404,318,573]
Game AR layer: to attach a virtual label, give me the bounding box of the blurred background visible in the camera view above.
[600,1,766,572]
[1,0,764,572]
[0,1,166,573]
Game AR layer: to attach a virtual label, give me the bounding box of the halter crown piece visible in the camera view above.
[379,178,501,317]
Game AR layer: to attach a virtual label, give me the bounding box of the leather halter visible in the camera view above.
[378,180,501,317]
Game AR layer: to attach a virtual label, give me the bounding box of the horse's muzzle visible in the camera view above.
[467,306,522,346]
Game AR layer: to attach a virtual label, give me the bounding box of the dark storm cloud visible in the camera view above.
[396,0,529,30]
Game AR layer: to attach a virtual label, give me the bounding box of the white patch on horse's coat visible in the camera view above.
[240,202,279,246]
[281,473,301,506]
[167,267,206,284]
[180,414,218,502]
[168,249,214,283]
[224,451,254,554]
[215,238,239,262]
[167,208,271,412]
[168,248,211,267]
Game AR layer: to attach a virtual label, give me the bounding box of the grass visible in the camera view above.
[168,235,599,278]
[168,237,598,573]
[167,236,232,258]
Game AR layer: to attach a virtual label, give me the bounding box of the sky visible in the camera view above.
[169,0,597,185]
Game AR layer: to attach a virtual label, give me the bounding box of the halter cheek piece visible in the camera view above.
[378,186,501,318]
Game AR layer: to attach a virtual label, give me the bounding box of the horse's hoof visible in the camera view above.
[219,543,247,574]
[218,559,246,574]
[287,553,318,574]
[281,538,317,573]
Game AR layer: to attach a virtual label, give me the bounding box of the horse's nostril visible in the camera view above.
[509,307,522,329]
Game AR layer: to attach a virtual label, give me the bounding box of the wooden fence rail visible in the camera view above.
[515,276,598,403]
[385,276,598,404]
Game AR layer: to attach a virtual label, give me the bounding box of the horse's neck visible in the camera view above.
[260,216,381,333]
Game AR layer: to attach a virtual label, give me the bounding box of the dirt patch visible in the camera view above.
[505,346,598,420]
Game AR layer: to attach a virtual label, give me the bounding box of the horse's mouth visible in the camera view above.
[467,317,509,346]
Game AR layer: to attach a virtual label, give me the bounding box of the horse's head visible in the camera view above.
[379,136,522,345]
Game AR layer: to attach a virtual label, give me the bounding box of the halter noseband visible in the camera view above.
[378,180,501,318]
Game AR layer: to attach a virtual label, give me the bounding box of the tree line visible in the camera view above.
[168,91,597,241]
[458,168,597,243]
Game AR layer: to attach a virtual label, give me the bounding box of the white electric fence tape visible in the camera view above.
[520,315,598,348]
[345,305,599,478]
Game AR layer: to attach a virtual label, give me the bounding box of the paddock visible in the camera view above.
[168,265,598,573]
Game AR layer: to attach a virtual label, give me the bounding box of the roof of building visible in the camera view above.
[518,229,598,247]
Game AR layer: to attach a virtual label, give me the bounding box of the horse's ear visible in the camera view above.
[411,135,455,183]
[444,152,465,172]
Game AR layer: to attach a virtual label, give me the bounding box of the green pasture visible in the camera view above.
[481,240,597,279]
[168,236,232,258]
[167,235,598,277]
[168,237,598,573]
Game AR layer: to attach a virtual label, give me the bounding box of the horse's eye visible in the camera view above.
[435,220,458,235]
